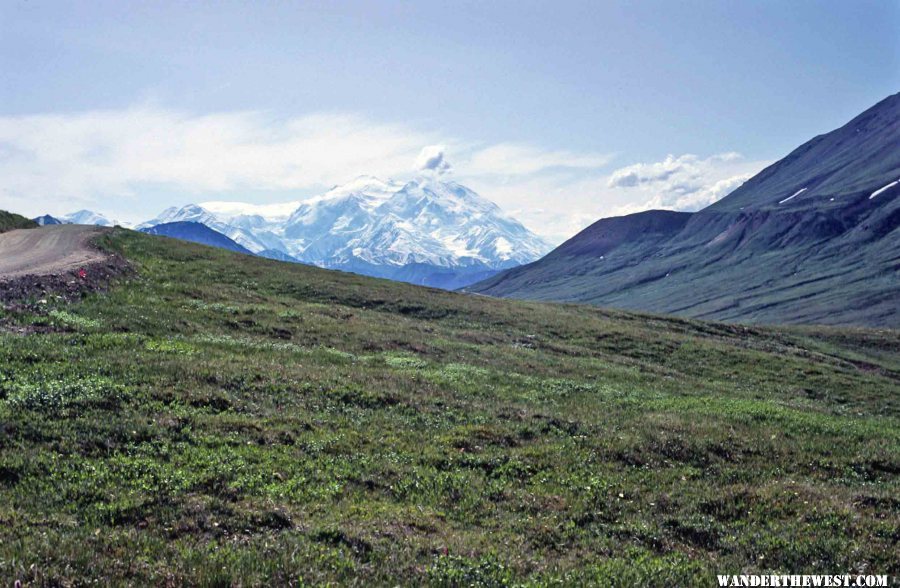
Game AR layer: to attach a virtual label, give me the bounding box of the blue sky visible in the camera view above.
[1,0,898,241]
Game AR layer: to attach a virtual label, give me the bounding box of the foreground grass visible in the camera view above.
[0,229,897,586]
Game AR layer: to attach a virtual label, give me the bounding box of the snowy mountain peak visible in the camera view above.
[34,214,64,226]
[63,210,115,226]
[339,175,396,192]
[314,175,404,205]
[33,210,126,227]
[388,178,503,218]
[136,203,276,254]
[137,204,216,229]
[138,176,553,287]
[281,177,551,268]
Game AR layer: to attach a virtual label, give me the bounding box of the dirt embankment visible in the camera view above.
[0,225,130,307]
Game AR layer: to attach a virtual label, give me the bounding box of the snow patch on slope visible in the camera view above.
[870,178,900,199]
[779,188,807,204]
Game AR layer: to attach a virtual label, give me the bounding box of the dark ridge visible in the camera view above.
[140,221,254,255]
[465,93,900,328]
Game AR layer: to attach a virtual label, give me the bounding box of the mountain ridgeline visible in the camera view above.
[34,210,118,227]
[467,93,900,328]
[139,222,254,255]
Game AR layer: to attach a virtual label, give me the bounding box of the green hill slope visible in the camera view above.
[467,94,900,328]
[0,210,38,233]
[1,229,898,585]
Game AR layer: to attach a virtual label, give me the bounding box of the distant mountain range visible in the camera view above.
[139,222,254,255]
[34,209,121,227]
[466,93,900,327]
[39,177,552,289]
[35,94,899,324]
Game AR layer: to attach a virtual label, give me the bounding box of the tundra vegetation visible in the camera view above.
[0,228,897,585]
[0,211,37,234]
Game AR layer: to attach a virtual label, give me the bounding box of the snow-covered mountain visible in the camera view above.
[282,176,404,260]
[34,214,64,226]
[136,204,279,253]
[138,176,553,288]
[33,210,128,227]
[284,176,550,270]
[64,210,116,226]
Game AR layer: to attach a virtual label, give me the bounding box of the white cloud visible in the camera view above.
[0,107,438,220]
[416,144,452,175]
[459,152,768,242]
[604,153,764,216]
[607,154,690,188]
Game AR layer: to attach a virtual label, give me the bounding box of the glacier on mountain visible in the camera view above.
[136,176,552,288]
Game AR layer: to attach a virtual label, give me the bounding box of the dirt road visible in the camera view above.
[0,225,109,279]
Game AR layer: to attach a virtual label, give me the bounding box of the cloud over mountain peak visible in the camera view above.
[416,145,452,176]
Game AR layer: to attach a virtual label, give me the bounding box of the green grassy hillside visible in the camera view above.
[1,229,898,585]
[0,210,38,233]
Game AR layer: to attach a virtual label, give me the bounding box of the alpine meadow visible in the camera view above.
[1,1,898,586]
[0,228,897,584]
